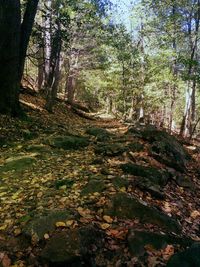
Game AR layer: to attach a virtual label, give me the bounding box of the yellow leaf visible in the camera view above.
[14,228,21,236]
[103,215,113,223]
[0,224,7,231]
[100,223,110,230]
[66,220,74,227]
[55,221,66,227]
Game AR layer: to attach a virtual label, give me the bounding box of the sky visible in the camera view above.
[109,0,137,30]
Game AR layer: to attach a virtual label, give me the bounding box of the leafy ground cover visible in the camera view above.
[0,94,200,267]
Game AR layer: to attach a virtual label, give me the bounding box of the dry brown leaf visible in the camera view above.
[162,245,174,261]
[190,210,200,219]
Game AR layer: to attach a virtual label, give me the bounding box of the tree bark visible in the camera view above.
[19,0,39,82]
[0,0,21,115]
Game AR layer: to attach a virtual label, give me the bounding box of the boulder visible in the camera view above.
[86,127,113,141]
[41,226,104,266]
[47,135,89,150]
[23,210,72,242]
[81,180,106,195]
[94,143,126,156]
[121,163,169,187]
[167,243,200,267]
[127,125,190,172]
[0,155,36,173]
[128,230,191,256]
[105,193,181,233]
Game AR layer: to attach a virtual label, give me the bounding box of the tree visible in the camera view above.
[0,0,39,116]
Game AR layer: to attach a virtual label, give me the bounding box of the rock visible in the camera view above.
[121,163,169,187]
[128,142,144,152]
[127,125,190,172]
[47,135,89,150]
[0,155,36,173]
[21,129,38,140]
[175,174,194,189]
[105,193,181,233]
[167,243,200,267]
[86,127,113,141]
[94,143,126,156]
[134,178,165,199]
[55,179,74,190]
[81,180,106,195]
[112,177,129,189]
[24,210,72,242]
[41,226,104,266]
[25,144,50,153]
[128,230,193,257]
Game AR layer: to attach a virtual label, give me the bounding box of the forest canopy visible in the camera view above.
[0,0,200,138]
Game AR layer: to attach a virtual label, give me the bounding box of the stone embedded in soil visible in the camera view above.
[128,230,192,256]
[55,179,75,189]
[41,226,104,266]
[86,127,113,141]
[0,155,36,173]
[23,210,72,241]
[112,176,129,189]
[121,163,169,187]
[127,125,190,172]
[105,193,181,233]
[94,143,126,156]
[167,243,200,267]
[81,179,106,195]
[134,177,165,199]
[47,135,89,150]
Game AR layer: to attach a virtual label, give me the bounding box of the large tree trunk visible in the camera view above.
[19,0,39,82]
[0,0,21,115]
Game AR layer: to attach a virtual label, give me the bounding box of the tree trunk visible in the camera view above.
[0,0,21,115]
[45,19,62,112]
[44,0,52,89]
[19,0,39,82]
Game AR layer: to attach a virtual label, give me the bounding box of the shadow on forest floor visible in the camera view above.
[0,93,200,266]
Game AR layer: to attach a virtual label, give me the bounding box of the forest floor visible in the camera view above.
[0,93,200,267]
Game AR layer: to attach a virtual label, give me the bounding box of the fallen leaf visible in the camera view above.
[44,233,50,239]
[162,245,174,261]
[103,215,113,223]
[190,210,200,219]
[99,223,110,230]
[66,220,74,227]
[55,222,66,227]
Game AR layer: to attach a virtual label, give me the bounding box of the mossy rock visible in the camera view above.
[94,143,126,156]
[127,125,190,172]
[128,142,144,152]
[55,179,75,190]
[121,163,169,187]
[86,127,113,141]
[24,210,72,241]
[25,144,50,153]
[81,180,106,195]
[128,230,193,256]
[21,129,38,140]
[41,226,104,266]
[112,176,129,189]
[47,135,89,150]
[105,193,181,233]
[167,243,200,267]
[0,156,36,173]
